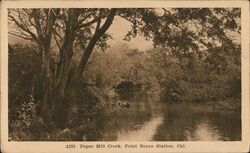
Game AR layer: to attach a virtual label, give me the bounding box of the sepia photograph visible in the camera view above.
[1,0,250,153]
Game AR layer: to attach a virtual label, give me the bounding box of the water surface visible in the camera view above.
[85,91,241,141]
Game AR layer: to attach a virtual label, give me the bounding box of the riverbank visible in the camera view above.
[9,85,241,141]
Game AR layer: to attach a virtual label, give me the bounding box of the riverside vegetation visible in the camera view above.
[8,8,241,141]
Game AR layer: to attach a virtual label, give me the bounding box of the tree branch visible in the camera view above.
[162,8,211,49]
[53,32,62,51]
[31,9,44,40]
[8,14,38,42]
[95,17,102,32]
[22,9,36,27]
[53,29,63,41]
[78,9,117,76]
[78,17,100,29]
[76,12,94,26]
[9,32,33,40]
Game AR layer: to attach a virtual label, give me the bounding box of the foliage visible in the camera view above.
[82,46,160,91]
[16,98,37,128]
[9,44,42,120]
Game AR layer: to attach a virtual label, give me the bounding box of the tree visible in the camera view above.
[124,8,240,70]
[9,8,117,122]
[9,8,61,118]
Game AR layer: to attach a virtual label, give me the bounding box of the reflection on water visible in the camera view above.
[85,91,241,141]
[117,116,163,141]
[189,121,222,140]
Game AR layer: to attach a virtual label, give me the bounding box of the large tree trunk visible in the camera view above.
[51,33,75,126]
[55,9,80,96]
[41,9,116,126]
[40,45,53,120]
[55,30,75,98]
[36,9,60,120]
[49,9,80,126]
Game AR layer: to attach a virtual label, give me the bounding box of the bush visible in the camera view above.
[9,44,42,121]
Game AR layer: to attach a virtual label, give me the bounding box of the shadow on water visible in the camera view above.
[79,91,241,141]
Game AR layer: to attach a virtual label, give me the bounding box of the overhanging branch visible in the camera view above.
[78,9,117,76]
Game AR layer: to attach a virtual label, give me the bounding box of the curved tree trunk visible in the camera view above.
[78,9,117,77]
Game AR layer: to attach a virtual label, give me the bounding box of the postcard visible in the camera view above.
[1,0,249,152]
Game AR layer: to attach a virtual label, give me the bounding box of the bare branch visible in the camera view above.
[8,32,33,40]
[78,17,100,29]
[53,29,63,41]
[8,14,38,42]
[76,9,99,26]
[31,9,44,39]
[45,9,59,37]
[76,12,93,26]
[95,18,101,33]
[22,9,36,27]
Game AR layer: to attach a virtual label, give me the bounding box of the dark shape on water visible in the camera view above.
[115,81,142,92]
